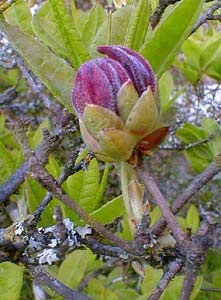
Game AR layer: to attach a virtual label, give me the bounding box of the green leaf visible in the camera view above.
[201,117,221,157]
[90,6,135,58]
[141,0,204,77]
[70,0,82,35]
[3,0,33,34]
[31,1,70,60]
[150,206,162,226]
[200,39,221,71]
[82,4,106,50]
[141,265,163,297]
[88,278,118,300]
[176,123,216,172]
[25,174,61,227]
[0,141,15,176]
[175,59,200,84]
[190,276,203,300]
[186,204,199,233]
[126,0,150,51]
[46,155,61,179]
[0,20,75,112]
[88,278,105,300]
[182,39,202,70]
[57,250,89,289]
[176,123,205,144]
[0,262,23,300]
[49,0,89,69]
[159,71,174,112]
[115,289,140,300]
[91,195,125,224]
[29,117,50,149]
[207,53,221,80]
[94,163,110,206]
[66,158,100,214]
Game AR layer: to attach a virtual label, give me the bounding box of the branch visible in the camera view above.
[0,109,74,204]
[29,266,91,300]
[151,0,181,28]
[137,167,186,245]
[76,258,119,292]
[32,151,93,224]
[192,1,221,34]
[180,221,213,300]
[151,154,221,236]
[149,259,183,300]
[160,133,219,151]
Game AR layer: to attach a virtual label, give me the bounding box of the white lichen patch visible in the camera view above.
[38,249,59,265]
[15,222,25,235]
[76,225,92,239]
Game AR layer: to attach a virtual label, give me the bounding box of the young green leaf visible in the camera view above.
[29,117,50,149]
[57,250,89,289]
[141,0,204,78]
[49,0,89,68]
[82,4,106,50]
[66,158,100,214]
[186,204,199,233]
[0,262,23,300]
[200,39,221,71]
[94,163,110,206]
[126,0,150,51]
[141,265,163,297]
[32,1,70,60]
[91,195,125,224]
[3,0,33,34]
[0,20,75,112]
[182,39,202,70]
[90,6,136,58]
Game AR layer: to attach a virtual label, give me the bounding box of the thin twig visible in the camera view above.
[192,1,221,34]
[137,167,186,245]
[160,133,218,151]
[180,221,213,300]
[151,154,221,236]
[28,266,91,300]
[0,110,74,204]
[76,258,119,292]
[16,56,52,109]
[151,0,181,28]
[201,287,221,292]
[32,151,93,224]
[149,259,183,300]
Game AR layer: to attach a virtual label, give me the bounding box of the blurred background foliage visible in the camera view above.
[0,0,221,299]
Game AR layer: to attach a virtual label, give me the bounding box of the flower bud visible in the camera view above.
[72,57,129,115]
[72,46,165,162]
[97,45,156,96]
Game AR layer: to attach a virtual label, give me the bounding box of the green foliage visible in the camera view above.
[91,195,125,224]
[140,0,204,78]
[0,262,23,300]
[126,0,150,51]
[176,118,221,172]
[175,28,221,83]
[3,0,33,34]
[65,156,100,217]
[57,250,89,289]
[90,6,135,57]
[0,20,75,112]
[0,1,221,299]
[82,4,106,51]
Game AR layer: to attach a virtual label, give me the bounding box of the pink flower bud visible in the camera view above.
[97,45,156,96]
[72,57,130,116]
[72,45,163,163]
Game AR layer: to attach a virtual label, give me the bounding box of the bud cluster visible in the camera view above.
[72,45,165,162]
